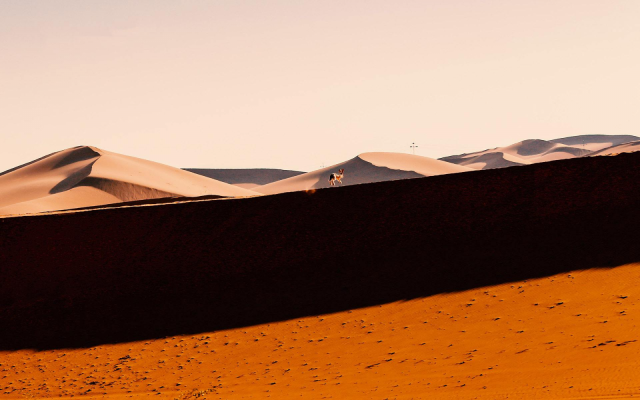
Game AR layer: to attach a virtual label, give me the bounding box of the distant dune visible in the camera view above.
[256,152,472,195]
[184,168,305,189]
[441,134,639,170]
[588,140,640,157]
[550,134,640,150]
[0,146,259,216]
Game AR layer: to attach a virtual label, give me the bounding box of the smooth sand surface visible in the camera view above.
[0,146,259,215]
[590,140,640,157]
[441,134,639,170]
[256,152,471,195]
[184,169,305,189]
[1,264,639,399]
[441,139,590,169]
[233,183,262,189]
[551,134,639,152]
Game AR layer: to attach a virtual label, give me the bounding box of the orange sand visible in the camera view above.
[2,264,639,399]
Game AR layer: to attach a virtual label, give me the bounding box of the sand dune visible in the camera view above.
[256,152,472,194]
[551,134,639,152]
[441,139,590,169]
[185,168,304,190]
[0,146,259,216]
[2,152,640,398]
[589,140,640,157]
[441,134,639,170]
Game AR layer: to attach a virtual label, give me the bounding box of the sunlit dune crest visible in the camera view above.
[256,152,472,195]
[2,135,637,215]
[0,146,260,216]
[589,140,640,157]
[441,134,640,170]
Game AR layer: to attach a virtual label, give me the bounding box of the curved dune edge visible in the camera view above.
[443,140,589,170]
[1,263,639,399]
[589,140,640,157]
[256,152,472,195]
[0,146,260,216]
[358,152,472,176]
[441,135,640,170]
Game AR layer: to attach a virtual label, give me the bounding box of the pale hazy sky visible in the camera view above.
[1,1,638,172]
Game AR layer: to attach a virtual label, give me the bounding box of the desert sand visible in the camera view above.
[1,264,639,399]
[184,169,304,190]
[441,134,639,170]
[550,134,639,151]
[2,151,640,399]
[0,146,259,216]
[256,152,472,194]
[589,140,640,157]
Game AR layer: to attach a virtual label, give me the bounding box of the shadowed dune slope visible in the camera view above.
[0,146,259,216]
[1,152,640,352]
[256,152,471,194]
[440,134,640,170]
[184,168,305,189]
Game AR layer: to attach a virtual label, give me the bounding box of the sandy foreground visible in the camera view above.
[183,169,304,190]
[2,264,639,399]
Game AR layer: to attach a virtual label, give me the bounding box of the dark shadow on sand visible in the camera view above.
[1,152,640,350]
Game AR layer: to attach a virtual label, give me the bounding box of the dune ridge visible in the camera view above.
[550,134,639,150]
[256,152,471,194]
[589,139,640,157]
[441,134,639,169]
[0,146,259,216]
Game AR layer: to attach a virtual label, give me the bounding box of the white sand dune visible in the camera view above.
[255,152,472,195]
[441,135,639,170]
[0,146,260,216]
